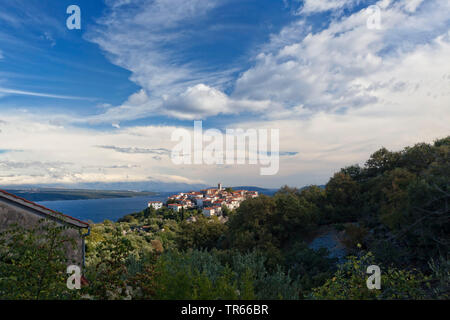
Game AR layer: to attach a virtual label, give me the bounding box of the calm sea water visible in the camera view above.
[37,194,170,223]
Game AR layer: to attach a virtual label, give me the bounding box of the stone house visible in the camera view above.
[0,189,90,267]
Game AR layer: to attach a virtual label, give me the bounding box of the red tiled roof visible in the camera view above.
[0,189,89,228]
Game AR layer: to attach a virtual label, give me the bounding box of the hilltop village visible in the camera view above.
[148,183,259,218]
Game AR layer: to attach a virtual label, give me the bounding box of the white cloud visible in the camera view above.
[298,0,358,14]
[218,1,449,186]
[161,84,275,120]
[86,0,239,121]
[233,0,450,116]
[85,0,450,123]
[0,88,95,101]
[403,0,425,13]
[0,114,204,186]
[2,0,449,188]
[162,84,229,119]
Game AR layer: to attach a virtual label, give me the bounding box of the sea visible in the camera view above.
[37,194,171,223]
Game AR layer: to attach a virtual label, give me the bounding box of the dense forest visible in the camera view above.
[1,137,449,299]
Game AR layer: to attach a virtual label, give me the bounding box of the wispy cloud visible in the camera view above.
[0,1,64,34]
[1,0,449,189]
[86,0,258,121]
[97,145,171,155]
[296,0,360,14]
[0,88,97,101]
[82,0,450,125]
[105,164,140,169]
[233,0,450,116]
[0,116,205,186]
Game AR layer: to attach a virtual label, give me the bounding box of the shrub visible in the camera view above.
[310,252,430,300]
[0,220,78,300]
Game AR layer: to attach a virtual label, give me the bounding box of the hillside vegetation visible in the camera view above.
[1,137,448,299]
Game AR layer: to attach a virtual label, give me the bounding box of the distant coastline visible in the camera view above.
[1,186,279,223]
[1,188,158,202]
[36,195,170,223]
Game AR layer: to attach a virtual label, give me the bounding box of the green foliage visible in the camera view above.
[153,250,242,299]
[377,168,417,229]
[227,250,301,300]
[0,220,78,300]
[322,137,450,267]
[153,250,300,300]
[2,136,448,300]
[273,188,320,242]
[125,252,159,299]
[84,227,133,299]
[365,147,402,177]
[310,252,430,300]
[225,190,323,269]
[341,224,369,251]
[325,172,361,223]
[427,256,450,299]
[176,215,227,250]
[434,136,450,147]
[284,242,337,297]
[226,196,279,254]
[221,205,232,217]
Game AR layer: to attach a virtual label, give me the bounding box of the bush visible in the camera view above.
[341,224,368,251]
[0,220,78,300]
[310,252,430,300]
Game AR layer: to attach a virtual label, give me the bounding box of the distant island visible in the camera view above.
[1,188,158,202]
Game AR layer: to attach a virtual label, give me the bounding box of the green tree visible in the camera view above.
[177,216,227,250]
[84,227,133,299]
[226,196,282,268]
[365,147,401,177]
[325,172,361,223]
[311,252,430,300]
[284,242,337,297]
[273,189,319,243]
[0,220,78,300]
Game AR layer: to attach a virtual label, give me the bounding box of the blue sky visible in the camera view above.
[0,0,298,127]
[0,1,137,117]
[0,0,449,190]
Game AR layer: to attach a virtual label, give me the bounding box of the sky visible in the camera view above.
[0,0,449,190]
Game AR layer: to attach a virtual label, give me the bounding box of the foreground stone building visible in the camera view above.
[0,189,90,267]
